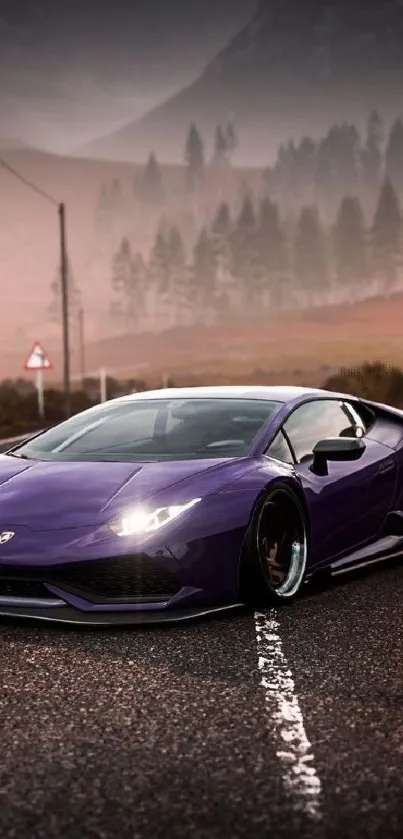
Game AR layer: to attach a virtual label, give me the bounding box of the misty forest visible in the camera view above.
[54,111,403,335]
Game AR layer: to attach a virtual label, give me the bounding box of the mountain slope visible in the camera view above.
[77,0,403,164]
[0,2,252,153]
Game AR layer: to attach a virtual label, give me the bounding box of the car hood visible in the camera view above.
[0,454,248,530]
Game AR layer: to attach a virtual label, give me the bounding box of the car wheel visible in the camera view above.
[241,484,309,605]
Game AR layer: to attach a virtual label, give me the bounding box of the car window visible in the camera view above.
[283,399,357,464]
[342,401,368,436]
[266,431,294,464]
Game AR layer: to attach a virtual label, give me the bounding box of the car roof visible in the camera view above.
[116,385,330,404]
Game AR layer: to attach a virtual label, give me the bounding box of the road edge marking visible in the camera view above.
[254,609,322,818]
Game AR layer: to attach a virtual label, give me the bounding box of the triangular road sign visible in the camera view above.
[24,342,53,371]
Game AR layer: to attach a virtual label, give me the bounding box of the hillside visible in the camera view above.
[3,293,403,388]
[78,0,403,164]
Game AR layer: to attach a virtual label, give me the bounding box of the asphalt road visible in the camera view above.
[0,559,402,839]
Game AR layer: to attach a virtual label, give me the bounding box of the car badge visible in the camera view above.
[0,531,15,544]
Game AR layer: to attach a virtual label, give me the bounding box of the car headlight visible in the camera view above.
[109,498,201,537]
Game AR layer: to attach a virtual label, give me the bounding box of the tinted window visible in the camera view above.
[283,399,357,464]
[342,401,371,435]
[10,398,282,462]
[266,431,294,464]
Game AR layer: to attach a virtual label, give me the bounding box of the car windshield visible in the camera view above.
[8,398,282,462]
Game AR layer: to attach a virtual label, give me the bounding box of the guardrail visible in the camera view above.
[0,430,43,445]
[0,429,44,452]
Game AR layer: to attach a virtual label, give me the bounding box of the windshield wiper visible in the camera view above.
[7,452,34,460]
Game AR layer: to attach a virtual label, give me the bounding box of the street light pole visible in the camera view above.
[58,202,71,417]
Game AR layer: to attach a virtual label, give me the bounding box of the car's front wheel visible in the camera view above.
[241,484,309,605]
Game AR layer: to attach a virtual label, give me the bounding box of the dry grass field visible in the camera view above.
[2,292,402,387]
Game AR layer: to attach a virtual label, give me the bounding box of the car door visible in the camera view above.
[268,398,397,563]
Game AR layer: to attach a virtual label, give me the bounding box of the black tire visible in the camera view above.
[240,483,309,605]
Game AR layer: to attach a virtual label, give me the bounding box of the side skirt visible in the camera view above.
[328,526,403,578]
[330,549,403,578]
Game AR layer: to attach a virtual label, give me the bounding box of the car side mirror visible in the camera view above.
[311,436,365,475]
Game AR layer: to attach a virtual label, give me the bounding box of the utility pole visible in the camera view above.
[58,203,71,418]
[78,306,86,383]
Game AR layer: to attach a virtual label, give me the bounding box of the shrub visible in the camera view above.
[323,361,403,407]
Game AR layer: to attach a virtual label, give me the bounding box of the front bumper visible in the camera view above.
[0,497,246,623]
[0,601,244,625]
[0,550,242,624]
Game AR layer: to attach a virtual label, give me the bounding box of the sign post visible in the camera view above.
[36,370,44,419]
[100,368,107,403]
[24,342,53,420]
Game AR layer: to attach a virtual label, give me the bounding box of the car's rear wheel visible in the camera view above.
[241,484,309,605]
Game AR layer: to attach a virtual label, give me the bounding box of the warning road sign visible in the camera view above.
[24,342,53,371]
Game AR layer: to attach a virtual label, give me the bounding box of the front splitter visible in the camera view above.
[0,602,245,626]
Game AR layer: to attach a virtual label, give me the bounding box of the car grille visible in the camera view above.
[0,555,181,604]
[0,579,51,599]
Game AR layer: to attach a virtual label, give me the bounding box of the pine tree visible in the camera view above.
[333,196,367,290]
[126,253,147,324]
[367,110,384,146]
[225,122,237,161]
[110,237,145,332]
[315,124,361,214]
[211,202,232,236]
[150,230,170,293]
[258,197,289,306]
[109,179,125,215]
[371,178,402,290]
[361,111,384,199]
[211,126,230,202]
[294,137,317,205]
[261,165,275,197]
[385,118,403,193]
[148,229,171,322]
[192,227,218,321]
[94,184,110,235]
[271,137,318,209]
[167,226,190,325]
[271,141,298,204]
[136,152,164,204]
[110,237,131,329]
[339,124,361,191]
[231,196,262,312]
[210,202,234,312]
[213,126,227,165]
[95,180,126,240]
[184,123,205,191]
[293,206,328,300]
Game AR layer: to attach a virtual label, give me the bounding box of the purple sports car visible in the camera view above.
[0,385,402,625]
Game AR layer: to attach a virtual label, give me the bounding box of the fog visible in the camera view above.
[1,0,403,388]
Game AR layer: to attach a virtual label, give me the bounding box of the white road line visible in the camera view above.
[254,610,322,819]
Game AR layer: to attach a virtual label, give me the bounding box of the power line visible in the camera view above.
[0,156,59,207]
[0,154,71,417]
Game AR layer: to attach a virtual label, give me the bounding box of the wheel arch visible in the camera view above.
[237,475,311,599]
[245,475,310,541]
